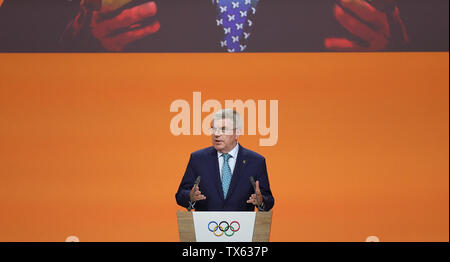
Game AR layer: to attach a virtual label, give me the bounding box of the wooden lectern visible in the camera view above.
[176,210,273,242]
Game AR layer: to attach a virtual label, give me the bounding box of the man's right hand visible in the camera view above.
[87,1,160,51]
[190,184,206,202]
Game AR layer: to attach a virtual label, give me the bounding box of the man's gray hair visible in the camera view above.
[212,109,243,131]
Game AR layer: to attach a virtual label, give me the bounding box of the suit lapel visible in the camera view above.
[225,144,247,201]
[209,147,225,201]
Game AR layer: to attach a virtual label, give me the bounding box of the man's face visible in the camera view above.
[211,118,239,153]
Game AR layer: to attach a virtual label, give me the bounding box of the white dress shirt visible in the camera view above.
[217,142,239,181]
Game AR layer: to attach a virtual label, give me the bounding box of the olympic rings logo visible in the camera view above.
[208,221,240,237]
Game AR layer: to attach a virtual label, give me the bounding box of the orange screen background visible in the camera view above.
[0,52,448,242]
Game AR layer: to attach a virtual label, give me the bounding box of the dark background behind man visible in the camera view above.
[0,0,448,52]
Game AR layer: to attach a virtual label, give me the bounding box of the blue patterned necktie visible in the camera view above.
[215,0,259,52]
[221,153,233,198]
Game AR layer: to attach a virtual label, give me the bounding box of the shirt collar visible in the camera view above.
[217,142,239,159]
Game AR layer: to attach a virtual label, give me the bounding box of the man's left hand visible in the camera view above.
[247,180,263,206]
[325,0,409,51]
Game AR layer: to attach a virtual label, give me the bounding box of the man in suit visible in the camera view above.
[0,0,447,51]
[60,0,413,51]
[175,109,275,211]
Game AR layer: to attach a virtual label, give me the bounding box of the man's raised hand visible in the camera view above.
[190,184,206,202]
[325,0,408,51]
[247,180,263,206]
[89,1,160,51]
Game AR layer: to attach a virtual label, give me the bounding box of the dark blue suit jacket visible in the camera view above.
[175,144,274,211]
[1,0,448,51]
